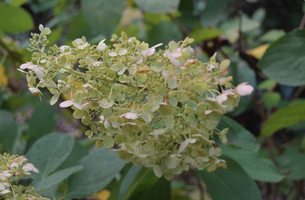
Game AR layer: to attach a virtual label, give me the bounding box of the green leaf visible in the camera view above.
[220,14,260,43]
[81,0,127,38]
[125,168,171,200]
[26,133,75,184]
[258,29,305,86]
[221,145,284,182]
[261,101,305,137]
[189,28,222,45]
[0,2,33,33]
[200,0,229,28]
[67,12,98,42]
[0,110,18,152]
[35,166,83,192]
[257,79,277,90]
[217,116,259,152]
[277,145,305,180]
[119,165,143,200]
[259,29,285,42]
[147,21,182,46]
[10,0,27,7]
[57,142,88,171]
[65,148,125,199]
[28,103,56,139]
[263,92,281,108]
[135,0,180,14]
[196,156,261,200]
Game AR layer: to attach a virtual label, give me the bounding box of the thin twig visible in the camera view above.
[167,13,189,37]
[235,0,242,51]
[190,169,205,200]
[252,95,266,121]
[299,13,305,29]
[289,86,305,102]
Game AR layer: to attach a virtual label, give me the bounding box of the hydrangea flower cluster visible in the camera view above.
[20,25,253,180]
[0,153,48,200]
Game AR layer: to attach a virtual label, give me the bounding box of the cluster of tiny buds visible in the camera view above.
[0,153,47,199]
[19,25,254,180]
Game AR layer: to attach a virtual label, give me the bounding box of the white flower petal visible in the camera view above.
[59,100,73,108]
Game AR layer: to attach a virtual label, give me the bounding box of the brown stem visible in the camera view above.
[252,95,266,121]
[299,13,305,29]
[190,169,205,200]
[289,86,305,102]
[167,14,189,38]
[235,0,242,51]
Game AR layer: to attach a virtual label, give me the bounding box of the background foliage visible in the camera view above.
[0,0,305,200]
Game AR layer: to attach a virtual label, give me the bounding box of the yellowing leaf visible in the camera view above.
[92,189,111,200]
[247,44,270,59]
[0,65,8,86]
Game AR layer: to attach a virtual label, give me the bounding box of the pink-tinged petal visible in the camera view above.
[60,45,71,52]
[141,48,155,57]
[59,100,73,108]
[121,112,138,119]
[178,140,190,153]
[205,110,213,115]
[221,68,228,75]
[109,52,117,57]
[152,43,163,49]
[171,51,182,58]
[97,39,107,51]
[236,82,254,96]
[92,61,103,66]
[217,94,228,104]
[136,58,143,65]
[17,69,27,73]
[170,57,181,67]
[0,189,10,194]
[20,63,29,69]
[29,88,41,96]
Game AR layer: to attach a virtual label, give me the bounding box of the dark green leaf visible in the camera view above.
[35,166,83,192]
[196,156,261,200]
[217,116,259,152]
[119,165,143,200]
[261,101,305,137]
[10,0,27,7]
[257,79,277,90]
[57,142,88,171]
[259,29,285,42]
[126,168,171,200]
[0,2,33,33]
[263,92,281,108]
[135,0,180,14]
[221,145,284,182]
[28,103,56,139]
[65,148,126,199]
[81,0,127,38]
[189,28,222,45]
[258,29,305,86]
[147,21,182,46]
[200,0,229,28]
[277,145,305,180]
[67,11,98,43]
[177,0,197,29]
[26,133,74,184]
[0,110,18,152]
